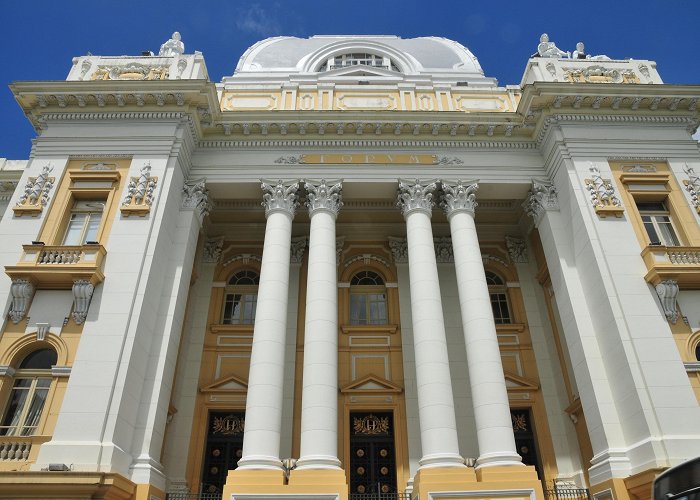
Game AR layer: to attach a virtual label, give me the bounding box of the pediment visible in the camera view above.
[504,372,539,392]
[319,65,400,80]
[200,374,248,393]
[341,374,403,393]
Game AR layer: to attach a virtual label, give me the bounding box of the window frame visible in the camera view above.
[62,199,106,246]
[349,270,389,326]
[485,270,512,325]
[636,201,681,246]
[221,270,260,325]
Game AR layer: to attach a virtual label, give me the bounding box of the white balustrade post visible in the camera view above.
[397,179,465,469]
[441,181,522,468]
[237,179,299,471]
[296,179,344,470]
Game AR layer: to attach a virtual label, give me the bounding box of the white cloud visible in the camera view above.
[236,4,282,36]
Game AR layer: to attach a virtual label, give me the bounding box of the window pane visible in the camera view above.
[350,294,367,325]
[20,385,49,436]
[223,294,242,324]
[656,218,680,246]
[0,386,29,436]
[642,217,661,245]
[20,349,57,369]
[369,299,388,325]
[84,213,102,242]
[63,214,87,245]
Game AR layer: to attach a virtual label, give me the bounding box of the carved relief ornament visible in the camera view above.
[396,179,437,217]
[261,179,299,218]
[655,279,679,324]
[505,236,528,263]
[584,164,624,217]
[8,279,34,324]
[683,164,700,214]
[91,63,169,81]
[121,162,158,216]
[523,179,559,226]
[440,180,479,217]
[72,280,95,325]
[14,164,55,216]
[305,179,343,217]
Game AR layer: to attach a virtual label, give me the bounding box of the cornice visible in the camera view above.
[196,138,537,150]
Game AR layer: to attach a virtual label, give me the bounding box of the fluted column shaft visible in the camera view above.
[398,179,465,469]
[296,180,343,470]
[238,180,299,471]
[441,181,522,468]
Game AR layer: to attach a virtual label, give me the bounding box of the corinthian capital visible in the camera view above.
[397,179,437,218]
[523,179,559,226]
[261,179,300,218]
[440,180,478,217]
[304,179,343,217]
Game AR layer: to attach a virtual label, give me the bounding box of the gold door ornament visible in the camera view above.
[353,414,390,435]
[212,414,245,435]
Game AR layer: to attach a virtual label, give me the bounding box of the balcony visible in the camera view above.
[641,245,700,287]
[0,435,50,470]
[5,243,106,288]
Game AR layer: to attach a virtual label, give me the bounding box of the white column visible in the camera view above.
[237,179,299,471]
[296,179,343,470]
[441,181,522,469]
[397,179,465,469]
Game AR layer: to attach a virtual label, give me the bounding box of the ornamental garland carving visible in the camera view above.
[396,179,437,217]
[683,165,700,214]
[14,164,55,216]
[91,63,169,81]
[563,65,639,84]
[388,237,408,264]
[203,237,225,263]
[121,163,158,217]
[440,180,479,217]
[261,179,299,218]
[584,164,624,217]
[290,237,308,264]
[305,179,343,217]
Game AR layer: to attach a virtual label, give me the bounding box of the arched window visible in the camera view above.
[0,348,57,436]
[486,271,511,324]
[319,53,400,72]
[349,270,388,325]
[222,270,260,325]
[695,342,700,362]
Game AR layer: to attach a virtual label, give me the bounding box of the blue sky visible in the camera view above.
[2,0,699,159]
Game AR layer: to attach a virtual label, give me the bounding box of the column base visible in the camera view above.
[413,465,544,500]
[223,468,347,500]
[591,478,633,500]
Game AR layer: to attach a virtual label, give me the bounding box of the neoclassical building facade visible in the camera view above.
[0,33,699,500]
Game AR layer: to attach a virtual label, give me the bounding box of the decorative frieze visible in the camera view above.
[182,178,212,220]
[121,162,158,216]
[221,254,262,268]
[440,180,479,217]
[683,164,700,214]
[584,164,624,217]
[396,179,437,218]
[655,279,679,324]
[71,279,95,325]
[260,179,299,218]
[343,254,391,269]
[305,179,344,217]
[203,236,225,263]
[505,236,528,263]
[91,64,169,81]
[14,164,55,216]
[523,179,559,226]
[9,279,34,324]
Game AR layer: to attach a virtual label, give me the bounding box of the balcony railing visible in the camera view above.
[0,435,50,464]
[349,494,411,500]
[543,487,591,500]
[165,494,222,500]
[5,243,106,288]
[641,245,700,287]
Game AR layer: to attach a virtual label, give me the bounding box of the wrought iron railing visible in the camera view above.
[165,493,222,500]
[543,486,591,500]
[349,493,411,500]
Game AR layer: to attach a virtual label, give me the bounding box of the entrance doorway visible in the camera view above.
[511,409,543,480]
[201,411,245,494]
[349,411,397,494]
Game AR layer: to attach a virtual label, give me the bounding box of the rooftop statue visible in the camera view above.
[572,41,611,61]
[159,31,185,57]
[537,33,570,59]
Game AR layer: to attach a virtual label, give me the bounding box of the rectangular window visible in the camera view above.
[350,292,388,325]
[222,293,257,324]
[636,201,680,246]
[0,378,51,436]
[62,200,105,245]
